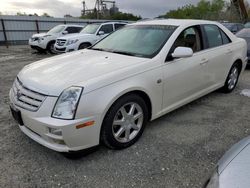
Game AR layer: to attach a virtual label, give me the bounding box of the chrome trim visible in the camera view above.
[10,78,47,111]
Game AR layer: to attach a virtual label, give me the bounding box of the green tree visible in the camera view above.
[81,9,141,21]
[42,12,52,17]
[159,0,225,20]
[16,12,27,16]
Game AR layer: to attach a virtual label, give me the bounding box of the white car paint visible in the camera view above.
[54,22,126,53]
[10,19,247,152]
[28,24,84,51]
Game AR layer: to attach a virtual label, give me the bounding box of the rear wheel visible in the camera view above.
[101,94,148,149]
[78,43,91,50]
[221,62,241,93]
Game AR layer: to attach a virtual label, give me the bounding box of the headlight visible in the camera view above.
[38,37,44,43]
[205,169,219,188]
[66,39,79,45]
[52,86,83,120]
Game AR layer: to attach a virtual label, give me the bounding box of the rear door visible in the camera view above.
[200,24,233,87]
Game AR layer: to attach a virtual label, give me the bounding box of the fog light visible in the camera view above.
[49,127,62,136]
[52,139,65,145]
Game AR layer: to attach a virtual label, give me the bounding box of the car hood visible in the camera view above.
[32,33,48,38]
[218,137,250,188]
[57,33,94,40]
[18,49,147,96]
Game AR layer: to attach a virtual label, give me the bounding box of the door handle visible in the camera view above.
[200,58,208,65]
[226,49,233,54]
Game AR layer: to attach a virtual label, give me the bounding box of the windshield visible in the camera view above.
[236,29,250,38]
[80,24,101,34]
[48,25,65,34]
[91,25,177,58]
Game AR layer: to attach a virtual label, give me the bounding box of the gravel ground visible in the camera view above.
[0,46,250,188]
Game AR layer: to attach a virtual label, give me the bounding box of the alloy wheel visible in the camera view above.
[112,102,144,143]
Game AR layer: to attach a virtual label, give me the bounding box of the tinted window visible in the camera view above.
[114,24,126,30]
[171,26,202,53]
[99,24,113,34]
[204,25,223,48]
[65,27,82,33]
[220,29,231,44]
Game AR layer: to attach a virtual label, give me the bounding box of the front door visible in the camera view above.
[162,26,208,113]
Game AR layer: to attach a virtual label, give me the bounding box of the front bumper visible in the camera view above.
[9,89,100,152]
[29,39,46,50]
[54,44,78,53]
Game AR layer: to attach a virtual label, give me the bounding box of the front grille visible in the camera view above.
[11,78,47,112]
[56,39,67,46]
[55,47,66,52]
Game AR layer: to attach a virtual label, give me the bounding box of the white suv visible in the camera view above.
[54,22,126,53]
[29,24,84,53]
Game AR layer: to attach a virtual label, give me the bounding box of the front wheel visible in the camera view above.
[47,41,56,54]
[101,94,148,149]
[221,62,241,93]
[78,43,91,50]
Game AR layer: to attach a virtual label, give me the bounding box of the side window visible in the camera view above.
[220,29,231,45]
[114,24,126,30]
[171,26,202,53]
[74,27,83,33]
[99,24,114,34]
[204,25,223,48]
[65,27,77,33]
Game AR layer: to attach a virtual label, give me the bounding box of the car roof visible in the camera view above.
[218,136,250,174]
[58,24,84,27]
[131,19,219,27]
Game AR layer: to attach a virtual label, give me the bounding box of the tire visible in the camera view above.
[46,41,56,54]
[221,62,241,93]
[78,43,91,50]
[101,94,148,149]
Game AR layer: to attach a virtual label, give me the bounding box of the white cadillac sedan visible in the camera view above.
[10,19,247,153]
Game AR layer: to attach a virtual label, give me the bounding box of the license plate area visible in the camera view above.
[10,106,24,126]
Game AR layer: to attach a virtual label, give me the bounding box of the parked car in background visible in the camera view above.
[244,22,250,28]
[10,19,247,153]
[54,22,126,53]
[221,22,244,34]
[236,28,250,65]
[29,24,84,53]
[204,136,250,188]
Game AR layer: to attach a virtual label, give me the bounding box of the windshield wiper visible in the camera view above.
[90,47,105,51]
[111,50,140,57]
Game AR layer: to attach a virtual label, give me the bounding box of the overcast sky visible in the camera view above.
[0,0,237,18]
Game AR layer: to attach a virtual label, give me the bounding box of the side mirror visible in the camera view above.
[98,31,105,35]
[171,47,193,58]
[62,30,68,35]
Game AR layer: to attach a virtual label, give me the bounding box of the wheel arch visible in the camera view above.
[102,89,153,122]
[233,58,243,72]
[46,40,56,49]
[78,42,92,49]
[98,88,153,143]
